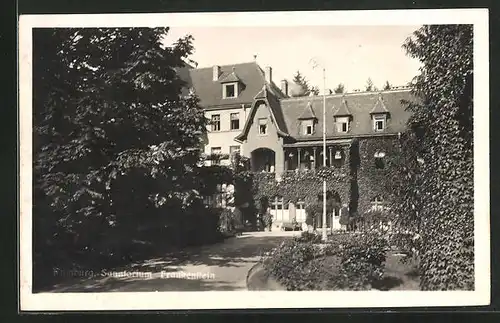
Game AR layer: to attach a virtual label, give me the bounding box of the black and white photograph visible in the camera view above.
[19,10,489,310]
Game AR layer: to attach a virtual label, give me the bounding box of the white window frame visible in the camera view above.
[211,114,221,132]
[305,124,314,135]
[223,82,238,99]
[258,118,268,135]
[373,115,386,132]
[335,117,350,133]
[230,112,240,130]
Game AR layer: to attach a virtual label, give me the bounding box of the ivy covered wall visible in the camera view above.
[233,136,402,223]
[354,136,402,215]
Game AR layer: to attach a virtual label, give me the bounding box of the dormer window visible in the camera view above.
[298,103,317,136]
[370,94,390,131]
[223,83,237,99]
[300,119,315,136]
[335,116,350,133]
[373,115,386,132]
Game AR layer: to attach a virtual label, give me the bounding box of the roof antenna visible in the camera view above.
[253,54,257,62]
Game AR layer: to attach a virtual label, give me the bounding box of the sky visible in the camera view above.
[163,25,422,93]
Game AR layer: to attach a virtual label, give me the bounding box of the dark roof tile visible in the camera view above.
[219,70,241,83]
[280,89,415,140]
[298,102,317,120]
[332,97,352,117]
[189,62,283,108]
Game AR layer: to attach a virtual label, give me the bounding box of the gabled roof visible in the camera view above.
[370,94,390,114]
[280,89,415,139]
[188,62,284,108]
[219,70,241,83]
[298,102,317,120]
[235,84,289,142]
[332,97,352,117]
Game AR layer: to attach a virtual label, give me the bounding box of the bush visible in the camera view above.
[297,231,322,244]
[263,232,389,291]
[263,212,273,228]
[336,233,389,290]
[262,239,340,290]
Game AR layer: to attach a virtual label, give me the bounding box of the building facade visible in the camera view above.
[186,62,414,229]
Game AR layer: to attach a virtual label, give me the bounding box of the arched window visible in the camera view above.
[374,151,385,169]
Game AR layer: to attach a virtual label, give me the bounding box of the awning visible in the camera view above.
[283,138,352,148]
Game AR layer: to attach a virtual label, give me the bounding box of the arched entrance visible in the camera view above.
[250,148,276,172]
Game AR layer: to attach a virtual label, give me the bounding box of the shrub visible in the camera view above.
[263,212,273,228]
[336,233,389,290]
[263,232,389,291]
[297,231,322,244]
[262,239,341,291]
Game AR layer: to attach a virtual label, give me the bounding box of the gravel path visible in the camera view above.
[42,231,299,292]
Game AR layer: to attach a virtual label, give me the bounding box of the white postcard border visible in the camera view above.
[19,9,490,311]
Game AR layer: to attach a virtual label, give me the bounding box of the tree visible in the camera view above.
[33,28,210,282]
[383,81,392,90]
[310,86,320,96]
[397,25,473,290]
[290,70,319,97]
[365,78,375,91]
[333,83,345,94]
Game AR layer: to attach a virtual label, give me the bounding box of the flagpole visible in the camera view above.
[321,67,327,241]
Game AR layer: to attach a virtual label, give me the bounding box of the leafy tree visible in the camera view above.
[333,83,345,94]
[397,25,473,290]
[33,28,213,283]
[383,81,392,90]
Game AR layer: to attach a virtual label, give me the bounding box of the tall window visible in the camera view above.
[211,147,221,165]
[223,83,237,98]
[258,118,268,135]
[335,117,349,133]
[305,124,313,135]
[271,196,285,222]
[374,151,385,169]
[373,115,386,131]
[211,114,220,131]
[230,113,240,130]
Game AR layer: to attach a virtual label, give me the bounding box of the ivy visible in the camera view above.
[396,25,474,290]
[244,168,350,209]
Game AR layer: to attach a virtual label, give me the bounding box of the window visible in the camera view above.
[211,147,221,165]
[335,117,349,133]
[223,83,237,98]
[230,113,240,130]
[211,114,220,131]
[229,145,240,155]
[374,151,385,169]
[373,115,386,131]
[306,124,313,135]
[371,196,384,211]
[258,118,268,135]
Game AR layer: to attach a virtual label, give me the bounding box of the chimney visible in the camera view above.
[265,66,272,84]
[280,79,288,96]
[213,65,220,81]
